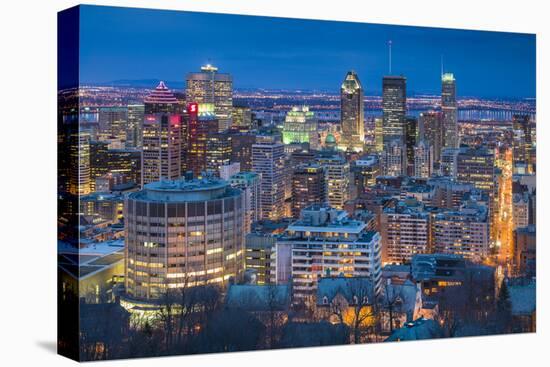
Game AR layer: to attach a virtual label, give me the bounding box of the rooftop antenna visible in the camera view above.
[388,40,393,74]
[440,54,444,77]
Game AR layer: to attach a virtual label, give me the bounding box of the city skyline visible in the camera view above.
[78,5,535,98]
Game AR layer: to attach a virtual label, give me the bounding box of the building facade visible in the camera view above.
[124,177,245,300]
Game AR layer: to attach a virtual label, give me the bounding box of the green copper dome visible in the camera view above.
[325,133,337,144]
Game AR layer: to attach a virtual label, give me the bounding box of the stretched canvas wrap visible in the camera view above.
[57,4,536,362]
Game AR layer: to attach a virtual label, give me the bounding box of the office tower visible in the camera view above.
[275,205,382,303]
[380,199,429,264]
[90,140,142,190]
[230,132,256,171]
[340,71,365,152]
[291,164,326,218]
[433,203,489,262]
[206,132,232,176]
[124,176,245,300]
[127,104,145,148]
[512,114,533,173]
[414,141,433,178]
[382,76,407,144]
[441,73,458,148]
[457,147,495,191]
[232,105,254,132]
[317,152,350,209]
[186,102,219,177]
[98,107,127,141]
[381,140,406,177]
[252,134,285,220]
[141,81,182,185]
[419,110,443,164]
[186,64,233,131]
[282,105,319,149]
[230,172,261,233]
[440,147,459,178]
[352,154,380,194]
[374,117,384,152]
[69,131,91,195]
[405,116,418,176]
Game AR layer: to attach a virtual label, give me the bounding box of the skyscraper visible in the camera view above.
[441,73,458,148]
[317,152,350,209]
[414,140,433,178]
[206,132,232,176]
[282,105,318,147]
[127,104,145,148]
[340,71,364,152]
[186,64,233,131]
[291,164,326,218]
[382,76,407,145]
[186,102,219,177]
[405,116,418,176]
[252,134,285,220]
[230,172,261,233]
[419,110,443,164]
[141,81,182,186]
[98,107,128,142]
[512,114,533,173]
[381,140,406,177]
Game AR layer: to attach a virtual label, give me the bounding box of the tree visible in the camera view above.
[495,281,513,333]
[328,279,377,344]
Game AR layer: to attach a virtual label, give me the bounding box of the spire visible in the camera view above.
[388,40,393,74]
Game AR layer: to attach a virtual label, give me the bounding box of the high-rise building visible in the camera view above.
[433,203,489,263]
[186,102,219,177]
[282,106,319,148]
[419,110,443,164]
[69,131,91,195]
[98,107,127,142]
[441,73,458,148]
[141,81,182,186]
[457,147,495,192]
[317,152,350,209]
[291,164,326,218]
[124,176,245,300]
[380,199,429,264]
[340,71,365,152]
[440,147,459,178]
[374,117,384,152]
[186,64,233,131]
[206,132,232,176]
[252,134,285,220]
[414,141,433,178]
[381,140,406,177]
[405,116,418,176]
[382,76,407,145]
[232,105,254,132]
[351,154,380,195]
[512,114,534,174]
[127,104,145,148]
[230,132,256,171]
[274,205,382,303]
[230,171,261,232]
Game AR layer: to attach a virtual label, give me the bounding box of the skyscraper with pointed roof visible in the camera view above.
[441,73,458,148]
[142,81,182,185]
[340,71,365,152]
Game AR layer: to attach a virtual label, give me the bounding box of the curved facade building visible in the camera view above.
[125,177,245,300]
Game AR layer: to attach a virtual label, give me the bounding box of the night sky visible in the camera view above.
[78,5,536,98]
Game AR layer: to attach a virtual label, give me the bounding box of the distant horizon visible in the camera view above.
[78,79,536,100]
[78,5,536,99]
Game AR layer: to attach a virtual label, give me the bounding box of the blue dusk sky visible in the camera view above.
[78,5,536,98]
